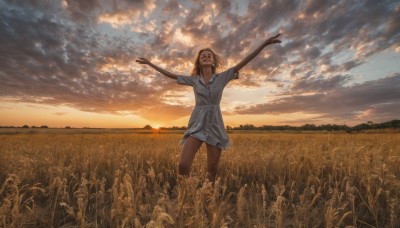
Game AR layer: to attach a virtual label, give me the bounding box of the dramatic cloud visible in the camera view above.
[0,0,399,124]
[236,74,400,122]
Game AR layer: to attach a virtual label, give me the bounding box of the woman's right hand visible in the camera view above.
[135,57,151,65]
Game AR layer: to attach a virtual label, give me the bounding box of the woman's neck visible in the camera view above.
[201,66,213,78]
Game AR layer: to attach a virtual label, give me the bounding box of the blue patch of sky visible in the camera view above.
[230,0,248,16]
[96,22,152,46]
[320,44,333,56]
[179,0,199,10]
[349,50,400,84]
[330,49,354,65]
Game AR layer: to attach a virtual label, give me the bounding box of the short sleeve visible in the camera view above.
[220,67,239,85]
[176,75,195,86]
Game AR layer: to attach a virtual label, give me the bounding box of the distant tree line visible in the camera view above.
[142,124,187,130]
[159,126,188,130]
[228,119,400,132]
[1,120,399,131]
[0,125,46,128]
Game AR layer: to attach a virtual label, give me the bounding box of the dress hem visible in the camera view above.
[179,134,231,150]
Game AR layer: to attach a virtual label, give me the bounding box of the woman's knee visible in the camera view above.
[206,145,221,170]
[178,161,191,175]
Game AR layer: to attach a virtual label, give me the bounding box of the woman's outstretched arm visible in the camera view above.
[136,57,178,80]
[233,33,281,73]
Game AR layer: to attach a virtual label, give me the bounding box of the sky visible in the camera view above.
[1,0,399,128]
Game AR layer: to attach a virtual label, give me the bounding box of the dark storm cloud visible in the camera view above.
[0,0,399,123]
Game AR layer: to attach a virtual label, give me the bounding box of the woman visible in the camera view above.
[136,33,281,183]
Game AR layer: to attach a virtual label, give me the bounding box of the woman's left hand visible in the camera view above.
[264,33,281,46]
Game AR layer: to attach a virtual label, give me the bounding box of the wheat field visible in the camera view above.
[0,131,399,227]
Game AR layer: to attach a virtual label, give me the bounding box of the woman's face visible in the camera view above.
[199,50,214,66]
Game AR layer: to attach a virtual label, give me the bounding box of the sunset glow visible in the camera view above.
[1,0,399,128]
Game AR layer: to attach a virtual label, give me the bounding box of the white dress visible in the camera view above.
[176,67,239,150]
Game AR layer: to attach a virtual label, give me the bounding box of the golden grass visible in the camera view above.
[0,132,399,227]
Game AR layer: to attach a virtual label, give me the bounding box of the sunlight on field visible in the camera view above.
[0,132,399,227]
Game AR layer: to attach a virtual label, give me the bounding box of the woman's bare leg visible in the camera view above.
[178,136,203,176]
[206,144,222,183]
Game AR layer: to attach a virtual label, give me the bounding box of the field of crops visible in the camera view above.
[1,131,399,227]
